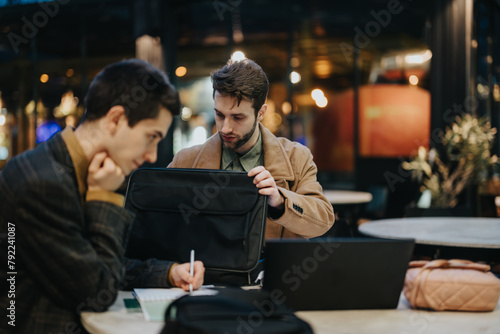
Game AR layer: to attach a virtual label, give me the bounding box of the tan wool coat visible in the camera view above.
[168,123,334,239]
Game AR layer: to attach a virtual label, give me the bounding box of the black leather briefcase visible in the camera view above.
[124,168,267,282]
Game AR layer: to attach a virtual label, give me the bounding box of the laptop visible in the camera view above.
[262,237,414,311]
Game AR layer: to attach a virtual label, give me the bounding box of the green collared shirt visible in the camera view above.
[221,132,264,172]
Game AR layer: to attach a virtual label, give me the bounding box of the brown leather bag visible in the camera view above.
[404,259,500,311]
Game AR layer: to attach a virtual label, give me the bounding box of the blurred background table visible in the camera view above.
[318,190,373,237]
[322,190,373,205]
[358,217,500,262]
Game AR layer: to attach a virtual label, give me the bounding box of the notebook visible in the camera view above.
[133,288,218,321]
[262,237,414,311]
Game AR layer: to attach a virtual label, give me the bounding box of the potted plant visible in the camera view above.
[402,114,498,215]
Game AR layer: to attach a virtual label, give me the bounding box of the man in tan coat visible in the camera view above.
[169,59,334,239]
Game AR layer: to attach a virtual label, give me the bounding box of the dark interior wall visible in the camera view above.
[430,0,471,145]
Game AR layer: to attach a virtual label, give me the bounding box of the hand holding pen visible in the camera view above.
[170,253,205,292]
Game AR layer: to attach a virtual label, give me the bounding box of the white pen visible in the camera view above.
[189,249,195,293]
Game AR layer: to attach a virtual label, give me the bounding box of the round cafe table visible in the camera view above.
[319,190,373,237]
[358,217,500,261]
[358,217,500,248]
[322,190,373,205]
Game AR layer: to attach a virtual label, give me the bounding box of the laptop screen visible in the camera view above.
[262,237,414,311]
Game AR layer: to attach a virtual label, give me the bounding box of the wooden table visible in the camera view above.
[81,290,500,334]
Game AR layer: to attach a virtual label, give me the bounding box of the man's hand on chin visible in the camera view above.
[87,152,125,192]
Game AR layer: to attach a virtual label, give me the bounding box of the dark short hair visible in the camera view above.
[82,59,180,127]
[211,59,269,115]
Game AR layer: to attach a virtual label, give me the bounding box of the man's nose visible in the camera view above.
[144,147,157,164]
[222,118,233,133]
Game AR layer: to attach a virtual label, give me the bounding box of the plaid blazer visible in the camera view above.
[0,132,134,333]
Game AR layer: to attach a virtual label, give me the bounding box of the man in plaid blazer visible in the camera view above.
[0,59,204,333]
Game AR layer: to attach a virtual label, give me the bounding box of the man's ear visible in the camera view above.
[257,104,267,122]
[104,105,127,134]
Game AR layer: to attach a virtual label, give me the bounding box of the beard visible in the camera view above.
[219,117,258,152]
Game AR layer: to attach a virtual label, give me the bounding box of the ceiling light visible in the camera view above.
[231,51,246,61]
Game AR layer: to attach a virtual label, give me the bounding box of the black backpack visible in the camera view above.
[161,287,313,334]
